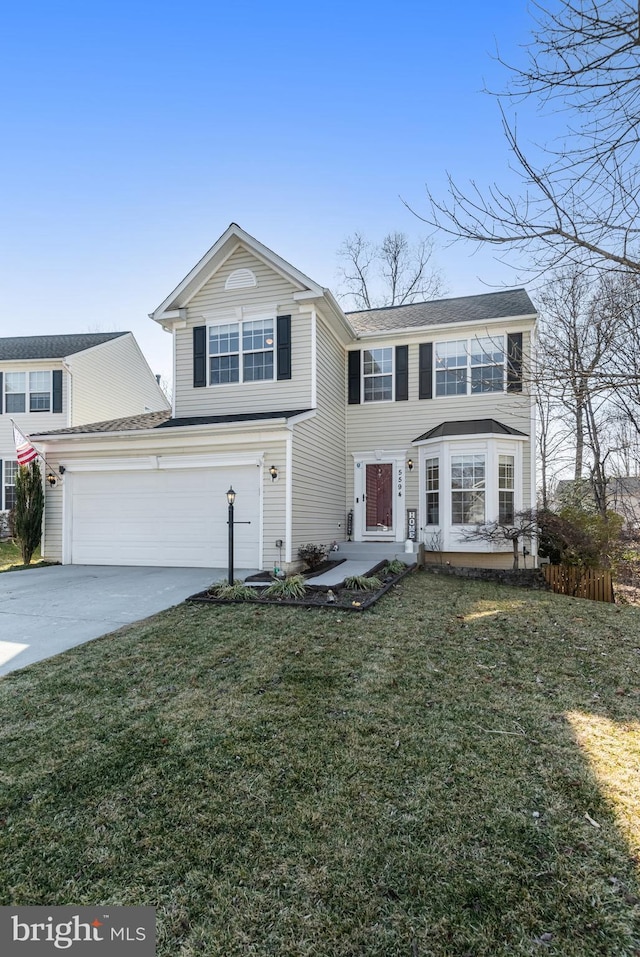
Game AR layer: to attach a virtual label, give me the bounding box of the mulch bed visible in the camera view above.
[187,561,413,612]
[244,558,346,583]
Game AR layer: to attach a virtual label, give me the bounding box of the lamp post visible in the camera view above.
[227,486,236,584]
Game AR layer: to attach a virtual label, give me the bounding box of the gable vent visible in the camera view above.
[225,268,257,290]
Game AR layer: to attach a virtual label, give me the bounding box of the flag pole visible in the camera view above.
[11,420,64,481]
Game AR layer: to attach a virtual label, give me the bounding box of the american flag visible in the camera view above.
[13,423,39,466]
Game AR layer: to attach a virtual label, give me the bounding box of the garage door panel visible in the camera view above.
[70,467,260,567]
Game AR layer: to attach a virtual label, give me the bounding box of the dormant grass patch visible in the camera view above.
[1,573,639,955]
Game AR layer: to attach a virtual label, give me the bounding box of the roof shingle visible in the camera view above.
[0,332,129,361]
[346,289,536,335]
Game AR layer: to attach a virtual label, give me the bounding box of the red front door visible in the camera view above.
[365,463,393,533]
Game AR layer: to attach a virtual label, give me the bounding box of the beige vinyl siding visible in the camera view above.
[346,328,535,516]
[291,318,347,556]
[40,428,289,567]
[42,480,63,560]
[174,248,312,417]
[423,551,517,570]
[68,334,169,426]
[261,447,288,572]
[0,361,69,487]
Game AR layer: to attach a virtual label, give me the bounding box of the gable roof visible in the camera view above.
[346,289,536,335]
[150,223,350,336]
[0,332,128,361]
[413,419,527,443]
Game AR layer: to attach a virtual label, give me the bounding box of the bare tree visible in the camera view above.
[463,509,538,569]
[416,1,640,277]
[337,231,446,310]
[534,264,640,517]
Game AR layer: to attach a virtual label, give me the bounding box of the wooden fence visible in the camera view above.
[542,565,614,603]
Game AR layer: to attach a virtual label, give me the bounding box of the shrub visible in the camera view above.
[297,543,328,571]
[264,575,307,600]
[538,507,624,569]
[383,560,407,576]
[344,575,382,591]
[14,462,44,565]
[208,580,258,601]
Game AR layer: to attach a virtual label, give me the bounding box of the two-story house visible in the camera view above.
[1,332,170,520]
[33,224,536,570]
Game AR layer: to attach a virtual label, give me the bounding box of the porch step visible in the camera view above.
[333,541,417,565]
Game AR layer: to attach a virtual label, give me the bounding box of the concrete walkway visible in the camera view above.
[0,565,251,677]
[305,561,381,586]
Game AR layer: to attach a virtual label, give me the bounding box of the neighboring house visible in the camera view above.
[33,224,537,570]
[0,332,169,517]
[555,477,640,529]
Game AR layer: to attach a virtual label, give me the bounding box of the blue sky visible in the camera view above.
[0,0,540,382]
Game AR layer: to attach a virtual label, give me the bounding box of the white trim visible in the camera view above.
[417,437,524,552]
[352,449,408,543]
[361,345,395,404]
[150,225,325,323]
[60,452,262,473]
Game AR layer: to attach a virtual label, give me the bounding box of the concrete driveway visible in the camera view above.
[0,565,248,677]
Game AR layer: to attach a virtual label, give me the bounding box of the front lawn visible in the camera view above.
[0,539,44,572]
[1,573,639,955]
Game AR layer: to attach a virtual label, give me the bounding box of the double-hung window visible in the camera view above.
[4,461,18,511]
[363,348,393,402]
[435,336,505,396]
[470,337,504,393]
[425,458,440,525]
[5,373,26,413]
[451,454,485,524]
[209,319,274,385]
[4,372,52,412]
[498,454,515,523]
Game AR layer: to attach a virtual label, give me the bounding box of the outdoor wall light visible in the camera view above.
[269,465,278,482]
[407,459,414,471]
[226,486,236,506]
[46,473,57,487]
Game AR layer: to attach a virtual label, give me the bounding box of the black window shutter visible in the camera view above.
[276,315,292,380]
[0,461,3,509]
[395,345,408,401]
[507,333,523,393]
[193,326,207,388]
[0,372,3,413]
[419,343,433,399]
[52,370,62,413]
[348,350,361,404]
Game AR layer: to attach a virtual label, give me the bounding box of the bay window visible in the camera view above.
[451,454,486,524]
[425,458,440,524]
[498,454,515,523]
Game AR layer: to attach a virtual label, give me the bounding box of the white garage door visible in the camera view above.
[69,466,260,567]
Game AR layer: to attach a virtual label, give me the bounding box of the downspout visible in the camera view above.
[285,428,293,564]
[310,308,317,408]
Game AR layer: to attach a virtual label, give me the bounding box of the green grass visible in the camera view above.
[0,539,46,572]
[1,572,640,955]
